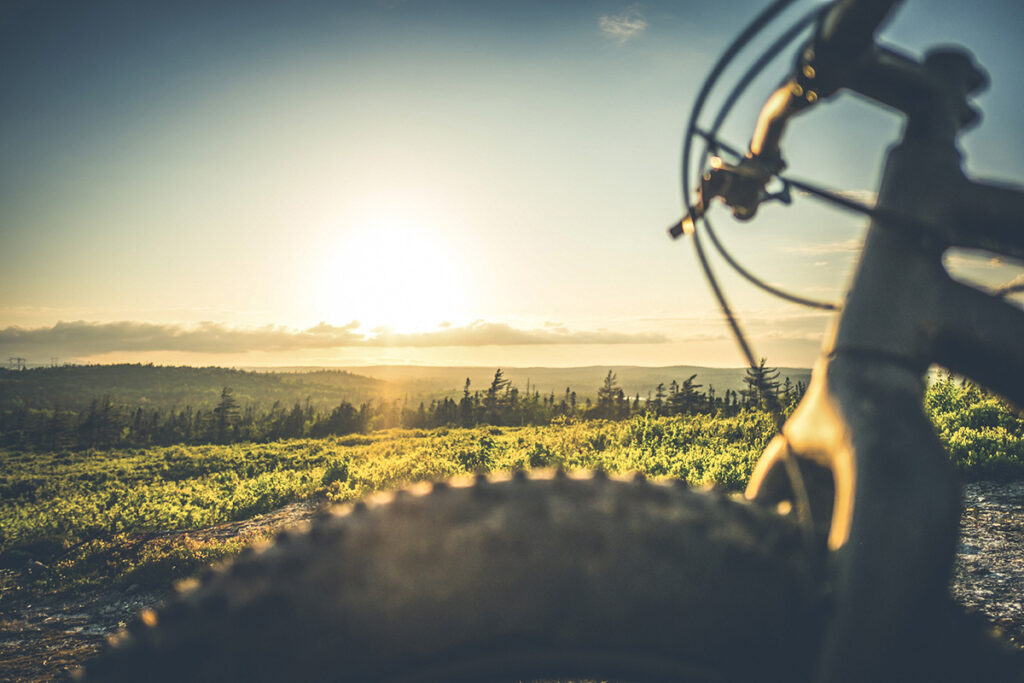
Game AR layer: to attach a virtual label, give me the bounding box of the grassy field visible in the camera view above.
[2,411,776,591]
[2,377,1022,594]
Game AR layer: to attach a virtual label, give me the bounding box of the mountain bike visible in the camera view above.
[83,0,1024,680]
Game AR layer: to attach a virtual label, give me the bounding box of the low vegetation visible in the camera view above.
[927,374,1024,478]
[0,376,1020,594]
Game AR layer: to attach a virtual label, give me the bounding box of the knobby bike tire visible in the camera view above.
[80,471,831,682]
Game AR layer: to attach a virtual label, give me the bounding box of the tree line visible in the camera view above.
[0,363,805,451]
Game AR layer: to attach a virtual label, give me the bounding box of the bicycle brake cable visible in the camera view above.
[681,0,829,410]
[679,0,801,381]
[679,0,819,539]
[696,5,840,313]
[680,0,937,362]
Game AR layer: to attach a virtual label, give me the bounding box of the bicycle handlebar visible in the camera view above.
[749,0,903,162]
[675,0,908,230]
[816,0,902,59]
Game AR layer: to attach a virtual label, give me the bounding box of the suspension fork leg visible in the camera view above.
[749,353,961,681]
[816,355,960,681]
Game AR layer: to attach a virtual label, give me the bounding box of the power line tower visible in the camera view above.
[7,357,27,371]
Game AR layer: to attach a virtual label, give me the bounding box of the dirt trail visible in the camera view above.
[0,501,320,682]
[1,483,1021,682]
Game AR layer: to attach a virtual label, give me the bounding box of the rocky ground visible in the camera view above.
[1,482,1021,682]
[951,480,1024,649]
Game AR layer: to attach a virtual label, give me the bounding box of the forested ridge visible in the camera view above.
[1,364,804,450]
[0,364,385,411]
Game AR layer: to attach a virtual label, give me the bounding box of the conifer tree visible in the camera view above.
[742,358,781,409]
[213,386,239,443]
[596,370,620,419]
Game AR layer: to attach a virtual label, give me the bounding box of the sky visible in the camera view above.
[1,0,1022,369]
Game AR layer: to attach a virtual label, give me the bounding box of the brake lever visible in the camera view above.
[669,155,787,239]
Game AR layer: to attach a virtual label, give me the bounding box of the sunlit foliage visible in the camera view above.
[1,378,1019,591]
[926,374,1024,478]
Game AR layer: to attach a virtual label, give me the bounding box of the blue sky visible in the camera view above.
[1,0,1021,368]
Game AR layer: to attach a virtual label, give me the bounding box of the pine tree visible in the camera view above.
[653,383,666,415]
[284,402,305,438]
[485,369,511,423]
[596,370,620,419]
[460,378,475,426]
[213,386,240,443]
[742,358,781,409]
[668,374,703,415]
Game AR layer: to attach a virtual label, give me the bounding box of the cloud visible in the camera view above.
[944,253,1008,270]
[599,6,647,43]
[369,322,667,346]
[993,273,1024,296]
[0,320,365,356]
[672,331,731,342]
[0,320,669,358]
[786,238,862,255]
[796,188,877,206]
[833,189,877,205]
[637,306,833,344]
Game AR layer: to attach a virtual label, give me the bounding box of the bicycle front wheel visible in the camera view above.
[83,471,823,682]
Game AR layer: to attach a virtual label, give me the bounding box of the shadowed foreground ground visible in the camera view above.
[1,482,1021,682]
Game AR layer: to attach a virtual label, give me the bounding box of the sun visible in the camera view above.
[314,209,466,332]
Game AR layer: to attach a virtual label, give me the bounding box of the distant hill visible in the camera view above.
[0,364,389,411]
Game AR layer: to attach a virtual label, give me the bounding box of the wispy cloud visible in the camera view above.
[944,253,1008,270]
[786,238,862,255]
[796,188,877,206]
[640,306,831,325]
[993,273,1024,297]
[0,320,669,358]
[599,5,647,43]
[833,189,876,205]
[371,323,666,346]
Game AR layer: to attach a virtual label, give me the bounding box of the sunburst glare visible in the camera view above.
[314,203,466,333]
